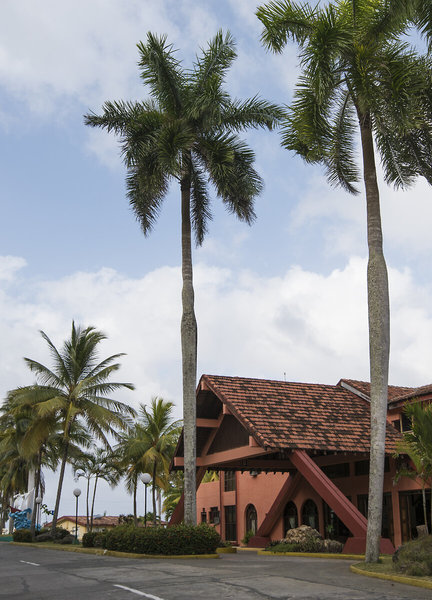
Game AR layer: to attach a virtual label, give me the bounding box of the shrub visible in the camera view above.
[13,529,32,543]
[104,523,221,555]
[393,535,432,576]
[241,529,255,546]
[82,530,107,548]
[35,527,72,544]
[267,541,300,552]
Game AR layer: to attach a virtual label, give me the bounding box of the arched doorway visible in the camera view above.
[245,504,257,534]
[283,501,298,535]
[302,499,319,530]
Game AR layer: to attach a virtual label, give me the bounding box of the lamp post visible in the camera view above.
[35,496,42,532]
[140,474,151,527]
[73,488,81,543]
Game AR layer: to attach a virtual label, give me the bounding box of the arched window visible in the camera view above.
[283,501,298,534]
[245,504,257,534]
[302,499,319,530]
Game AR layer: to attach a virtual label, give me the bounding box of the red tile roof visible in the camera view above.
[201,375,402,454]
[339,379,415,403]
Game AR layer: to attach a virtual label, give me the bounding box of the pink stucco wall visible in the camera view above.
[196,457,424,547]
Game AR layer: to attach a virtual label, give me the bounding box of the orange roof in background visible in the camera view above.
[48,516,119,527]
[201,374,402,455]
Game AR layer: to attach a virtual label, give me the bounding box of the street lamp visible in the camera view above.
[140,473,151,527]
[73,488,81,543]
[35,496,42,532]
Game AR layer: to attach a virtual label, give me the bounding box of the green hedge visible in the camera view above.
[103,524,221,555]
[82,530,107,548]
[13,529,32,543]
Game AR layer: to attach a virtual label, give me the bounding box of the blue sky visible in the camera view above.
[2,0,432,518]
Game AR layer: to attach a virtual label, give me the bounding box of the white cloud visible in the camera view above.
[3,253,432,515]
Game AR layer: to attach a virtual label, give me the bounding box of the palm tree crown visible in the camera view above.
[85,31,283,524]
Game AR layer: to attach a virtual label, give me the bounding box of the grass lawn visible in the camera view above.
[352,557,432,586]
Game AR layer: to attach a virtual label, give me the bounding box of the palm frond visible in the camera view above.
[257,0,318,52]
[190,159,211,246]
[192,30,237,89]
[137,33,185,116]
[220,96,284,132]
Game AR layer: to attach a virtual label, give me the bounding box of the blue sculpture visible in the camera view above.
[9,508,32,530]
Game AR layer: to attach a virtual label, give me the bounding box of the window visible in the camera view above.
[401,413,412,432]
[392,418,401,432]
[400,490,431,542]
[355,457,390,476]
[358,493,394,541]
[301,499,319,530]
[209,507,219,524]
[321,462,350,478]
[224,470,236,492]
[245,504,257,535]
[200,509,207,523]
[225,505,237,541]
[283,501,298,535]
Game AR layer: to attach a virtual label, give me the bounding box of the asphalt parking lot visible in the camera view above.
[3,544,432,600]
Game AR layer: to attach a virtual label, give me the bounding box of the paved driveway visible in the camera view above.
[2,544,432,600]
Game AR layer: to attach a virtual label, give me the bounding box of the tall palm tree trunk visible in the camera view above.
[51,440,70,534]
[181,166,197,526]
[421,486,428,532]
[133,477,137,526]
[90,474,99,531]
[358,110,390,563]
[85,476,90,532]
[30,451,42,540]
[152,462,157,527]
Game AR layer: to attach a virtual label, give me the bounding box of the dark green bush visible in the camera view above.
[82,530,107,548]
[266,538,342,553]
[267,541,300,552]
[13,528,32,542]
[393,535,432,576]
[35,527,71,543]
[104,524,221,555]
[241,529,255,546]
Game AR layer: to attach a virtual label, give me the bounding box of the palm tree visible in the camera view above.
[257,0,432,562]
[72,451,95,531]
[22,322,135,533]
[138,398,181,526]
[87,447,121,531]
[119,398,181,526]
[84,31,283,524]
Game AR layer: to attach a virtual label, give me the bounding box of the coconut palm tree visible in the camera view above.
[22,322,135,533]
[84,31,283,524]
[118,398,181,526]
[257,0,432,562]
[138,398,181,526]
[87,447,121,531]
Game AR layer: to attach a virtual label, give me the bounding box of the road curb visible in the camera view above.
[10,542,220,560]
[350,563,432,589]
[258,550,365,560]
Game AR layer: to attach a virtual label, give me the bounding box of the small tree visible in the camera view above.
[395,402,432,532]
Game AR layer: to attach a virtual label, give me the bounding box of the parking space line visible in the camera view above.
[113,584,165,599]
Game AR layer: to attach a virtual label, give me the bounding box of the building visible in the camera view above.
[171,375,431,552]
[47,516,120,540]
